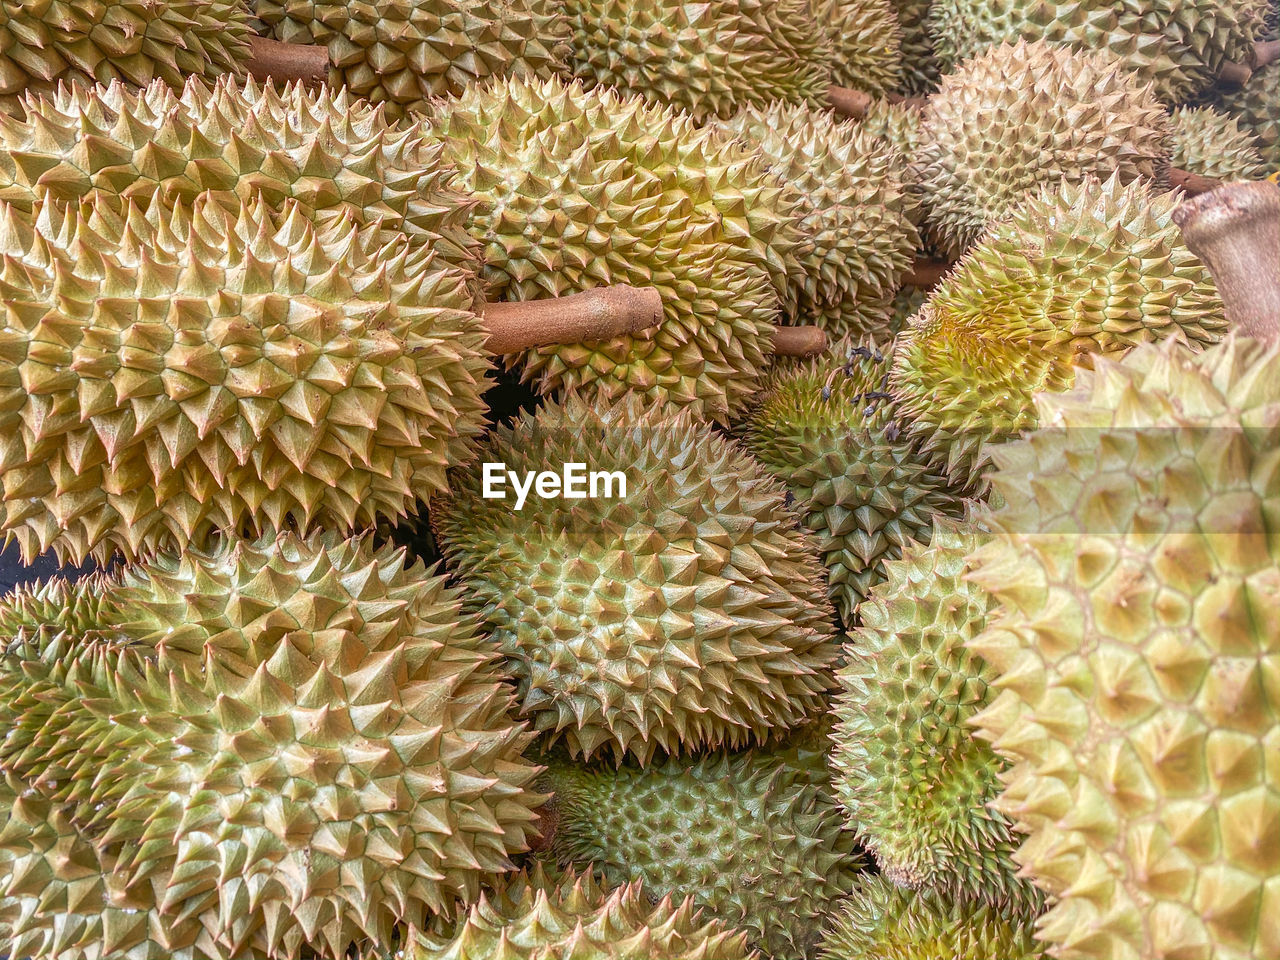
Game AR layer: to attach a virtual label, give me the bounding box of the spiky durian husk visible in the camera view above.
[819,877,1045,959]
[927,0,1267,103]
[407,865,757,959]
[0,0,250,111]
[713,103,919,338]
[909,40,1168,257]
[0,192,490,564]
[0,77,481,260]
[431,75,801,421]
[967,335,1280,960]
[541,739,862,959]
[858,100,922,166]
[738,343,965,622]
[431,393,837,763]
[1168,106,1268,181]
[891,174,1224,489]
[1210,61,1280,171]
[891,0,942,94]
[0,533,541,960]
[832,515,1040,909]
[253,0,568,121]
[812,0,904,96]
[560,0,832,121]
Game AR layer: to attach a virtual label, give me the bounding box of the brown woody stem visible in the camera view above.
[885,91,928,111]
[828,85,873,119]
[1169,166,1224,197]
[1216,39,1280,86]
[771,325,828,357]
[245,37,330,84]
[1172,180,1280,342]
[902,258,953,288]
[480,285,664,354]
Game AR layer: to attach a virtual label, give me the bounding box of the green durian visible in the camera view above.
[0,533,542,960]
[1209,60,1280,171]
[253,0,569,121]
[819,877,1046,959]
[909,40,1168,257]
[713,103,919,338]
[431,74,801,421]
[968,335,1280,960]
[0,192,490,563]
[0,0,250,111]
[832,514,1040,908]
[891,0,943,94]
[813,0,904,97]
[560,0,832,120]
[1168,106,1268,181]
[927,0,1268,102]
[857,99,922,166]
[431,393,837,763]
[739,343,966,622]
[406,865,757,959]
[891,173,1224,489]
[0,77,477,256]
[540,738,862,958]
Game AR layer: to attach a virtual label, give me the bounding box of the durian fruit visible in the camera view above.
[927,0,1268,103]
[819,877,1046,959]
[405,865,757,959]
[891,0,943,94]
[713,103,919,337]
[253,0,569,121]
[891,173,1224,489]
[431,75,801,421]
[967,335,1280,960]
[739,343,966,622]
[1168,106,1268,181]
[832,514,1040,909]
[909,40,1168,257]
[0,533,542,959]
[812,0,904,97]
[0,0,251,111]
[0,191,491,564]
[540,737,862,958]
[1210,61,1280,171]
[431,393,837,763]
[560,0,833,120]
[0,77,477,254]
[858,99,922,166]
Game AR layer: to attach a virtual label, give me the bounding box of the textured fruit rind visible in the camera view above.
[0,533,542,960]
[1168,106,1268,182]
[1209,60,1280,171]
[813,0,904,97]
[968,335,1280,960]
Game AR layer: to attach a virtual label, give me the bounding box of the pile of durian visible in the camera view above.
[0,1,1276,959]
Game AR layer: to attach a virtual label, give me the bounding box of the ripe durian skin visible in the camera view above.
[968,336,1280,960]
[0,0,250,111]
[714,104,919,338]
[890,0,943,94]
[813,0,904,97]
[739,343,965,622]
[832,515,1040,909]
[0,533,542,960]
[406,865,756,959]
[1210,61,1280,172]
[253,0,569,121]
[891,174,1224,490]
[819,877,1046,960]
[541,738,862,959]
[561,0,831,120]
[432,393,838,764]
[909,40,1168,257]
[432,75,800,421]
[0,192,490,564]
[1168,106,1268,182]
[927,0,1268,103]
[0,77,479,257]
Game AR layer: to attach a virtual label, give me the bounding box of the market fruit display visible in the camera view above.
[432,393,837,763]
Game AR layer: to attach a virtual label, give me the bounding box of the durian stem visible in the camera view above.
[885,91,927,111]
[479,285,664,353]
[771,325,828,356]
[1173,180,1280,342]
[1169,167,1223,196]
[827,85,873,119]
[901,257,953,288]
[1217,40,1280,86]
[245,37,330,84]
